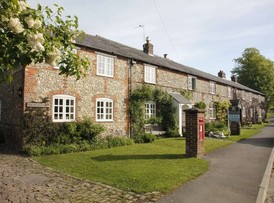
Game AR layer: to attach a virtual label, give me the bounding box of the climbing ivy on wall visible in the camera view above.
[215,100,231,123]
[129,85,178,137]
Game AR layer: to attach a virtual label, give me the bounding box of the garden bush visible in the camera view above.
[22,136,134,156]
[205,121,228,133]
[134,133,156,143]
[22,108,61,146]
[106,136,134,147]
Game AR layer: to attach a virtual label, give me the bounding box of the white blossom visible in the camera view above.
[33,19,42,29]
[46,46,61,66]
[31,42,45,52]
[25,16,35,28]
[8,18,24,33]
[27,32,45,52]
[18,1,28,12]
[27,32,45,45]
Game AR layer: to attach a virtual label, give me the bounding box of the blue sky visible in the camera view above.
[27,0,274,77]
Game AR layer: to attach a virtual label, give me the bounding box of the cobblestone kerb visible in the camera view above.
[0,152,163,203]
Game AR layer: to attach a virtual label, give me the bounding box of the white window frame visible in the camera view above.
[145,102,156,119]
[188,75,197,90]
[96,53,114,77]
[209,81,216,94]
[144,65,156,84]
[96,98,113,122]
[227,86,232,98]
[208,102,216,120]
[249,92,252,101]
[52,95,76,122]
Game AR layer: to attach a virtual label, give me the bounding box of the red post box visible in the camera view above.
[198,117,204,140]
[185,107,205,158]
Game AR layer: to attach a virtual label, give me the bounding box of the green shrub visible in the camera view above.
[22,110,105,147]
[205,121,228,132]
[134,133,156,143]
[22,108,61,146]
[23,136,134,156]
[194,101,206,109]
[165,128,180,137]
[146,116,162,124]
[76,118,105,142]
[106,136,134,147]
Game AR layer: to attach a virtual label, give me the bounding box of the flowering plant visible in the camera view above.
[0,0,89,82]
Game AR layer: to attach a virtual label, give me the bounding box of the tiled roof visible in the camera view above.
[168,92,191,104]
[76,34,264,95]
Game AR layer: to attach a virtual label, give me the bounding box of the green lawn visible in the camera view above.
[34,124,266,193]
[227,124,266,142]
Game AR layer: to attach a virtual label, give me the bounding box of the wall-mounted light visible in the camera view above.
[17,87,23,97]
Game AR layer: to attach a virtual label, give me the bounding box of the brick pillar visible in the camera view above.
[184,107,205,158]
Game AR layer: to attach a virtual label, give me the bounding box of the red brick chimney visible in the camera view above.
[143,37,153,55]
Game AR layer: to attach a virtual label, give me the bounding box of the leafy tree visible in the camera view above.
[232,48,274,109]
[0,0,89,82]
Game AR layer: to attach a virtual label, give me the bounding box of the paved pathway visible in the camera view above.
[0,148,162,203]
[158,122,274,203]
[265,160,274,203]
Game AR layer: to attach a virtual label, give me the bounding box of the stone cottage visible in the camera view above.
[0,34,266,146]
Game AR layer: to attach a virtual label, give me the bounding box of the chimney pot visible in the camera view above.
[143,36,153,55]
[164,54,168,58]
[218,70,226,78]
[231,75,238,82]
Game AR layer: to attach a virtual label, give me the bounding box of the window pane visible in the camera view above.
[97,55,114,77]
[53,96,75,122]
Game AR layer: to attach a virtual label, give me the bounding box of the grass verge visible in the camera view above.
[34,124,266,193]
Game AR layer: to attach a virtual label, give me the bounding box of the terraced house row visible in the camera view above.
[0,34,266,145]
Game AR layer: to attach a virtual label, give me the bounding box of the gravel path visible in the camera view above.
[0,148,163,203]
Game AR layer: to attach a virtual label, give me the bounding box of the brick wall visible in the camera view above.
[23,50,130,137]
[185,108,205,158]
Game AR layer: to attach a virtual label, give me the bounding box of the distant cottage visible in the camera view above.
[0,34,266,147]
